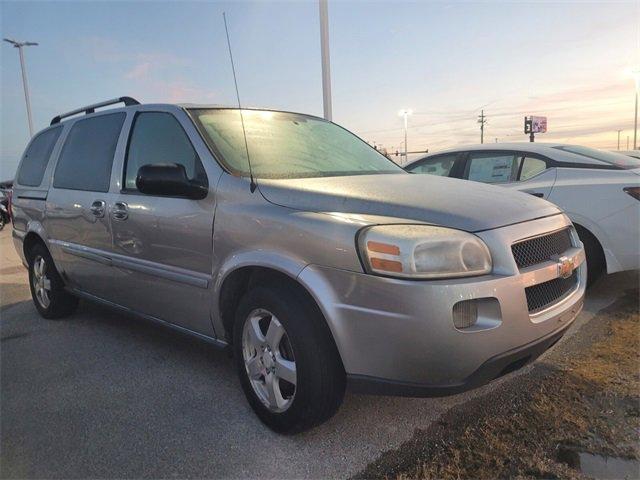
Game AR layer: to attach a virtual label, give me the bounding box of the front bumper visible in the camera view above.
[297,214,586,392]
[348,314,578,396]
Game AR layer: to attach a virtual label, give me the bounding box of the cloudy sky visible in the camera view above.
[1,0,638,178]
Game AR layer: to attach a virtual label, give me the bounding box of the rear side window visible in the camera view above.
[124,112,207,191]
[519,157,547,181]
[467,152,518,183]
[54,113,125,192]
[17,127,62,186]
[407,154,457,176]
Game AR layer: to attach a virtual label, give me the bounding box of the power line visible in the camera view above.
[357,98,630,137]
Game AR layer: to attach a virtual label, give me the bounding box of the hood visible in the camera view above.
[258,174,561,232]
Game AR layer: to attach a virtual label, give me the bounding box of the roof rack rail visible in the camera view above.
[50,96,140,125]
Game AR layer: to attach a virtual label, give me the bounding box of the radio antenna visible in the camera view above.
[223,12,256,192]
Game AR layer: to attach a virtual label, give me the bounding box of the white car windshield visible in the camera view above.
[553,145,640,169]
[189,109,405,179]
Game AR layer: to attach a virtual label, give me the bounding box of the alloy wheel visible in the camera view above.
[32,255,51,309]
[242,308,297,413]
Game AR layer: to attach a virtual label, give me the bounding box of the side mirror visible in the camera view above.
[136,164,207,199]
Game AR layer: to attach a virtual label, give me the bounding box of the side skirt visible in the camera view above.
[68,288,229,350]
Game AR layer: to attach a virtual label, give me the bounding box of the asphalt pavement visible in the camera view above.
[0,228,635,479]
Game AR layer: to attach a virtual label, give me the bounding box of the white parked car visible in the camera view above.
[406,143,640,285]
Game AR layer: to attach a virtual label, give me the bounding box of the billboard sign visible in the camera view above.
[530,116,547,133]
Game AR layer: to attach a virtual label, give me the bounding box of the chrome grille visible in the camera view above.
[512,228,572,269]
[525,271,578,313]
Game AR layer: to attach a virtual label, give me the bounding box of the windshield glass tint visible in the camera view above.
[553,145,640,169]
[190,109,404,179]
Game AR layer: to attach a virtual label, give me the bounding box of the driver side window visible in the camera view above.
[124,112,208,192]
[466,152,518,184]
[407,154,457,176]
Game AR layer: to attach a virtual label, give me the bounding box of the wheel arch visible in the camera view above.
[568,215,612,273]
[217,265,345,371]
[23,230,49,263]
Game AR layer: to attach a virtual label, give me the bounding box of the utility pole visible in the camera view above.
[403,116,408,163]
[617,129,622,150]
[319,0,332,121]
[477,109,487,144]
[4,38,38,137]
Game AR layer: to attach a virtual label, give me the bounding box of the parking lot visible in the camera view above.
[0,227,637,479]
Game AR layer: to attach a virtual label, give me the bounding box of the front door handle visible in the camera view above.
[90,200,106,218]
[528,192,544,198]
[112,202,129,221]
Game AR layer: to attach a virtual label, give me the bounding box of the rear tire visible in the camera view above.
[575,225,605,288]
[233,283,345,434]
[27,243,78,319]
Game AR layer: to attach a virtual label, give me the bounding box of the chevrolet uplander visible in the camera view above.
[12,98,586,433]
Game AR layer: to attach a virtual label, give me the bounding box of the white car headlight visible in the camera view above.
[357,224,492,279]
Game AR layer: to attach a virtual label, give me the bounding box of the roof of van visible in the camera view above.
[50,97,325,126]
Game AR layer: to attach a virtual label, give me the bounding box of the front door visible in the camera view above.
[45,112,127,300]
[109,111,216,336]
[463,151,556,200]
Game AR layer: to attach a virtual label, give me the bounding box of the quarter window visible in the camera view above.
[53,113,125,192]
[407,154,457,176]
[467,152,518,183]
[17,127,62,186]
[519,157,547,181]
[124,112,208,191]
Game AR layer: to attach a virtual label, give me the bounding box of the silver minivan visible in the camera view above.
[12,97,586,433]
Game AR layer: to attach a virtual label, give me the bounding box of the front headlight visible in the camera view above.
[357,224,492,279]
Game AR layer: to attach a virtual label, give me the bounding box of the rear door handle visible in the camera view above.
[90,200,106,218]
[528,192,544,198]
[112,202,129,221]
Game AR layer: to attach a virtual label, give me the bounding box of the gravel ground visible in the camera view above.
[356,283,640,479]
[0,228,635,479]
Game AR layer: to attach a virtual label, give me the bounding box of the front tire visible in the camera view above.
[575,225,605,288]
[28,243,78,319]
[233,284,345,434]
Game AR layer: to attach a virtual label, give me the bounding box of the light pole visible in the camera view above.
[4,38,38,137]
[398,109,412,165]
[616,129,622,150]
[319,0,332,121]
[632,69,640,150]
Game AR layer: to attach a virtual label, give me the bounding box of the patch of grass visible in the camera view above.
[356,290,639,480]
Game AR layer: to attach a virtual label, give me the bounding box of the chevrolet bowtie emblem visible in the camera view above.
[556,255,574,279]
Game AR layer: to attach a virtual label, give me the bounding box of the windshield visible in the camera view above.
[189,109,404,179]
[553,145,640,169]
